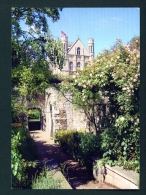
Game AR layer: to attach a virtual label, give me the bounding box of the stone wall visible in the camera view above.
[45,87,87,137]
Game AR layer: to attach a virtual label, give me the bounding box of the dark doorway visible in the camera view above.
[28,108,41,131]
[28,121,41,131]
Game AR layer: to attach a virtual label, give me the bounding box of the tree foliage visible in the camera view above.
[11,7,65,119]
[12,7,62,38]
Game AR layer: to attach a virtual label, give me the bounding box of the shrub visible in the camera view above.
[28,109,40,120]
[11,126,37,189]
[53,129,101,167]
[77,133,101,166]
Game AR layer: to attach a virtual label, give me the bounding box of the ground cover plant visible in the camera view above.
[58,37,140,173]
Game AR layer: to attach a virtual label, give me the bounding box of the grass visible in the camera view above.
[31,166,63,189]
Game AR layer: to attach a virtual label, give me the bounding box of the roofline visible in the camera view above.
[68,38,80,52]
[68,38,89,54]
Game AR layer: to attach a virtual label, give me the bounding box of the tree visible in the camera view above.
[11,7,65,121]
[12,7,62,37]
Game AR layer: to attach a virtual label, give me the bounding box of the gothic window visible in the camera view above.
[69,62,73,71]
[77,47,80,55]
[77,62,80,69]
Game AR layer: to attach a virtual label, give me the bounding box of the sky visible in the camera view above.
[46,8,140,56]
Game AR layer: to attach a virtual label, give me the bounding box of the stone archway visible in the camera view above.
[26,93,46,130]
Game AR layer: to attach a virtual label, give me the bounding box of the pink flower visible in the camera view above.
[87,80,90,85]
[133,79,137,82]
[133,49,137,53]
[126,58,130,62]
[122,87,126,90]
[137,54,140,58]
[78,83,82,86]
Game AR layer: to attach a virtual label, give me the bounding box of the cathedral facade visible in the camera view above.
[53,33,94,74]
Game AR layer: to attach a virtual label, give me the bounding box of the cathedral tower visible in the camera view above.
[88,38,94,59]
[61,32,68,58]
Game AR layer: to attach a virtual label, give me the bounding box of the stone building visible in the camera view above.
[44,34,95,137]
[53,33,94,75]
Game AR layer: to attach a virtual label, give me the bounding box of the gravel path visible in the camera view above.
[29,130,118,189]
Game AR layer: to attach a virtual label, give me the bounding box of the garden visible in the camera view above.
[11,7,140,189]
[11,37,140,189]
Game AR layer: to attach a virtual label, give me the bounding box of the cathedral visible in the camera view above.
[53,32,94,74]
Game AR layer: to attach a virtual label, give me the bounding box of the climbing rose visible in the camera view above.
[120,117,125,121]
[137,54,140,58]
[87,80,90,85]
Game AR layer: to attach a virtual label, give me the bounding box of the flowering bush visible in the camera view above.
[59,37,140,172]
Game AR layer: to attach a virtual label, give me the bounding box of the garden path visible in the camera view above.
[29,130,118,189]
